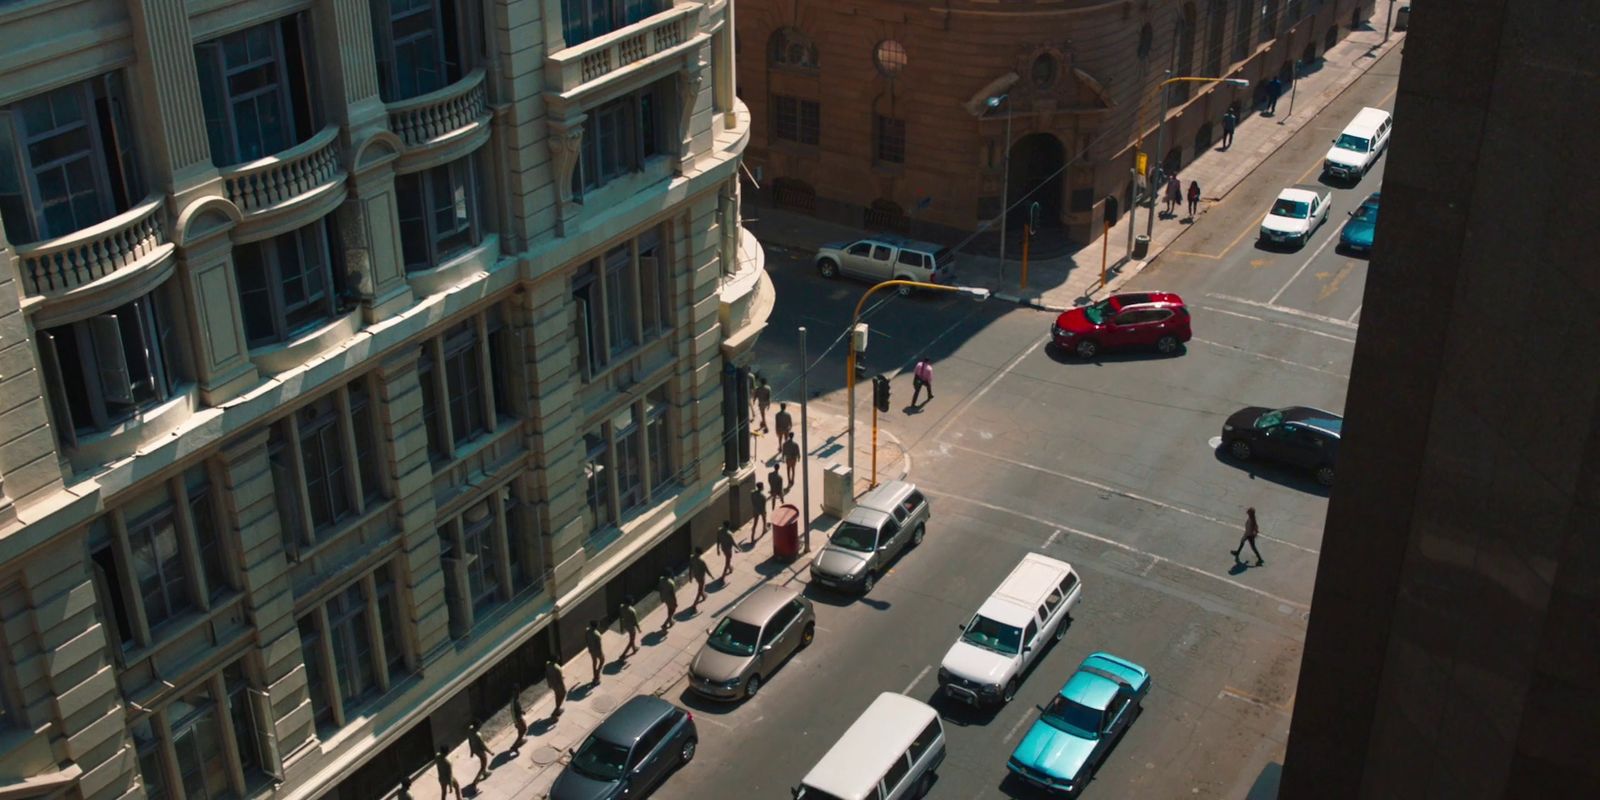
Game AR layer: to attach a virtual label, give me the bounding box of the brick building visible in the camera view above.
[736,0,1373,243]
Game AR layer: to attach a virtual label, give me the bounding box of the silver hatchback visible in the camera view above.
[809,481,931,594]
[688,586,815,701]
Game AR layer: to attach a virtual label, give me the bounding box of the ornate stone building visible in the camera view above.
[737,0,1372,243]
[0,0,765,798]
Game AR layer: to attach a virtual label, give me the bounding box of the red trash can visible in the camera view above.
[772,504,801,559]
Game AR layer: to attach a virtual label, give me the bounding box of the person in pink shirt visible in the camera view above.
[912,358,934,406]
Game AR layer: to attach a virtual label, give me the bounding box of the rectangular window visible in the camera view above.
[442,322,486,445]
[297,395,354,531]
[584,428,611,532]
[572,264,603,379]
[394,155,483,272]
[169,686,230,798]
[645,386,672,497]
[603,245,638,357]
[374,568,407,676]
[372,0,471,102]
[773,95,820,145]
[487,310,513,419]
[416,308,505,462]
[875,115,906,164]
[504,493,542,591]
[417,345,449,462]
[234,218,344,347]
[267,380,385,551]
[298,616,334,726]
[125,507,192,632]
[194,15,316,166]
[573,78,673,197]
[348,377,384,504]
[38,287,182,446]
[327,583,377,707]
[637,229,670,336]
[612,406,644,513]
[461,501,500,610]
[570,228,666,381]
[133,719,168,800]
[561,0,667,48]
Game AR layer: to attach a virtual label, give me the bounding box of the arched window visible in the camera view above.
[769,27,819,70]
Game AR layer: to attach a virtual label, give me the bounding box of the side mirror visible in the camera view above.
[957,623,966,631]
[792,789,802,800]
[1036,704,1047,712]
[1025,644,1034,653]
[761,644,774,653]
[1347,210,1355,217]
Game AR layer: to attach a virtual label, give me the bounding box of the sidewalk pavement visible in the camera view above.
[396,403,906,800]
[747,7,1405,313]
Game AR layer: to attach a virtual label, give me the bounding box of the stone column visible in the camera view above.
[342,148,414,322]
[174,223,260,405]
[515,279,586,594]
[0,231,64,511]
[310,0,389,151]
[680,199,728,488]
[716,0,737,129]
[125,0,222,208]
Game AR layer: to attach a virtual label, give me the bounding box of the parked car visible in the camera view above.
[1007,652,1151,796]
[1339,192,1380,255]
[809,481,930,593]
[689,586,815,701]
[814,236,956,294]
[939,553,1081,706]
[1322,106,1393,181]
[1259,185,1332,247]
[793,693,946,800]
[551,695,697,800]
[1221,405,1343,486]
[1050,292,1192,359]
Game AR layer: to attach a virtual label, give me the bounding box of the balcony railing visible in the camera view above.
[219,125,343,215]
[387,68,489,148]
[547,3,701,96]
[14,195,170,298]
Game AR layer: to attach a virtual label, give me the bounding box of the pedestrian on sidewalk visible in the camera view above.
[618,598,640,659]
[1222,108,1237,149]
[783,432,801,486]
[912,358,934,405]
[544,660,567,717]
[585,621,605,684]
[749,482,768,543]
[773,402,793,445]
[466,722,491,783]
[657,572,678,631]
[1187,180,1201,219]
[433,750,461,800]
[717,522,737,577]
[768,463,786,507]
[688,547,710,612]
[1266,77,1284,114]
[509,685,528,751]
[1232,507,1265,566]
[754,377,772,432]
[1166,174,1183,217]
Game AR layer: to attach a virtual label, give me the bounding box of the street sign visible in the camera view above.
[1135,152,1149,176]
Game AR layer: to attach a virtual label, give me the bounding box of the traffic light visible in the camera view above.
[873,374,891,413]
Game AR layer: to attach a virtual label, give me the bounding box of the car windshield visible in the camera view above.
[1082,299,1115,325]
[1335,134,1370,152]
[1271,198,1311,219]
[1254,409,1288,429]
[570,734,630,781]
[706,618,761,657]
[1042,694,1103,739]
[1352,203,1378,222]
[962,615,1022,655]
[829,522,878,552]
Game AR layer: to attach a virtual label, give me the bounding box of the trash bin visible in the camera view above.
[1395,5,1410,31]
[772,504,801,559]
[1132,234,1151,260]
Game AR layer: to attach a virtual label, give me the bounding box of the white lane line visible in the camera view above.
[945,443,1321,555]
[1268,226,1341,305]
[931,491,1310,610]
[1347,303,1363,323]
[1194,304,1357,343]
[930,333,1049,443]
[1191,338,1351,379]
[1003,710,1036,744]
[1045,529,1063,549]
[1205,293,1360,330]
[904,664,932,695]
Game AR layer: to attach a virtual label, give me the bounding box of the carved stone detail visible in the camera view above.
[676,62,707,174]
[547,117,586,233]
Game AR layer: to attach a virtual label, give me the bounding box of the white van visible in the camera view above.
[1322,106,1393,180]
[792,692,946,800]
[937,552,1081,706]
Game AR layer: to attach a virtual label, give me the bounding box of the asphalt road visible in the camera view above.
[653,46,1402,800]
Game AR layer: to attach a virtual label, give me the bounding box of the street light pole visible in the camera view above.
[798,326,811,551]
[1144,79,1171,239]
[1383,0,1396,42]
[988,95,1012,279]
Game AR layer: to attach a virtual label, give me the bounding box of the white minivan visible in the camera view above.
[1322,106,1393,180]
[792,692,946,800]
[938,552,1081,706]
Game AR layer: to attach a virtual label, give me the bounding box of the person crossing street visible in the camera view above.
[912,359,934,406]
[1232,507,1265,566]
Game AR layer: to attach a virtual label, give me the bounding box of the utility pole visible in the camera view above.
[798,326,811,551]
[1383,0,1396,42]
[988,95,1012,279]
[1144,75,1172,239]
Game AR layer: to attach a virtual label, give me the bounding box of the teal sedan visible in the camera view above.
[1006,652,1150,796]
[1339,191,1380,255]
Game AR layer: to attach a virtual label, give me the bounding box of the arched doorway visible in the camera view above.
[1006,132,1065,230]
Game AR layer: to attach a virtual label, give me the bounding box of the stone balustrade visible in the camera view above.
[14,195,170,297]
[219,125,343,215]
[387,68,489,148]
[547,3,701,95]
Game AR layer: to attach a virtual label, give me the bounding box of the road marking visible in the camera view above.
[929,333,1048,443]
[1267,220,1342,305]
[1168,249,1222,260]
[1194,304,1356,343]
[1004,710,1036,743]
[931,491,1310,610]
[1318,261,1357,301]
[1191,338,1350,379]
[1205,293,1360,330]
[1045,529,1062,548]
[904,665,932,695]
[1347,303,1362,323]
[941,444,1321,555]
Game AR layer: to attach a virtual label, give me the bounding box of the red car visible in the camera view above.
[1050,292,1192,358]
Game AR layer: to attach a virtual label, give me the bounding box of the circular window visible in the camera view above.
[1138,23,1153,59]
[1031,53,1057,88]
[874,40,908,76]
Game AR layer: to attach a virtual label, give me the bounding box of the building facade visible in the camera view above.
[736,0,1371,243]
[0,1,766,798]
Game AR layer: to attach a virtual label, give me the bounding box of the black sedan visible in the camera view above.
[551,695,697,800]
[1221,406,1342,486]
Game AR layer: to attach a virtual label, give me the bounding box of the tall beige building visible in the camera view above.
[0,0,765,798]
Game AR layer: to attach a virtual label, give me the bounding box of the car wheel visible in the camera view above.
[896,282,913,297]
[745,674,762,699]
[861,572,877,593]
[1156,335,1180,355]
[680,737,698,765]
[1054,620,1068,642]
[818,258,839,278]
[1230,439,1253,460]
[915,772,934,798]
[911,523,925,546]
[1002,678,1019,704]
[1075,338,1098,359]
[1315,464,1335,486]
[800,622,815,649]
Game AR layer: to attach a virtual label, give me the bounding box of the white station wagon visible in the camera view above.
[938,553,1082,707]
[1259,184,1332,248]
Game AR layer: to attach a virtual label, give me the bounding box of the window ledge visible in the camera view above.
[404,234,501,297]
[288,499,397,572]
[248,311,363,376]
[65,386,199,475]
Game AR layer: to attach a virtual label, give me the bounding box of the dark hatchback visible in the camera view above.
[551,695,697,800]
[1221,406,1342,486]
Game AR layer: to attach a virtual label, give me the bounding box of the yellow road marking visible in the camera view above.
[1169,250,1222,260]
[1250,258,1270,270]
[1318,261,1356,300]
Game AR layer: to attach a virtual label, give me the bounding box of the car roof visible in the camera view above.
[729,585,801,625]
[800,693,939,798]
[856,480,915,513]
[1061,652,1147,709]
[1283,407,1344,436]
[855,235,944,253]
[1346,106,1391,131]
[1110,291,1185,309]
[1285,184,1327,200]
[592,695,676,744]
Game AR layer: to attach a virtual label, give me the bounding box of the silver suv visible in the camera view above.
[810,481,930,593]
[814,237,955,295]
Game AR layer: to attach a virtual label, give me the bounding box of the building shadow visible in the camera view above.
[1210,446,1331,497]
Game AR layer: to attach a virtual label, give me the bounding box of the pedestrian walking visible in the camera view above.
[1267,77,1283,114]
[768,463,785,506]
[782,432,801,486]
[717,521,737,577]
[657,572,678,631]
[1165,174,1183,217]
[912,358,934,405]
[749,482,768,542]
[1221,108,1238,149]
[433,749,461,800]
[773,402,793,443]
[688,547,710,611]
[1187,180,1201,219]
[754,377,772,432]
[466,722,491,783]
[1232,507,1265,566]
[509,685,528,750]
[618,598,640,658]
[544,660,567,717]
[584,620,605,684]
